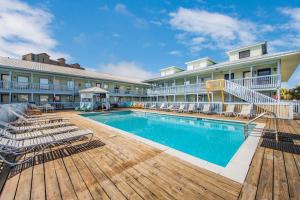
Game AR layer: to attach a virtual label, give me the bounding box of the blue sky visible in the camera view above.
[1,0,300,87]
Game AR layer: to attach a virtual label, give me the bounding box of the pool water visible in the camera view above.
[81,111,248,167]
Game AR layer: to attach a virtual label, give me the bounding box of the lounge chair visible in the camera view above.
[0,129,93,165]
[150,104,156,109]
[159,103,167,110]
[236,104,254,119]
[200,104,211,114]
[166,104,174,111]
[0,125,79,140]
[187,103,196,113]
[177,104,186,113]
[0,120,73,134]
[220,104,236,116]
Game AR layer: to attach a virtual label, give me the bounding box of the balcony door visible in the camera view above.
[1,74,9,89]
[40,78,49,90]
[17,76,29,89]
[243,71,251,87]
[257,68,271,85]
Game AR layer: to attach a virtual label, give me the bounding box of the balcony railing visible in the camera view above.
[0,80,147,96]
[147,75,279,96]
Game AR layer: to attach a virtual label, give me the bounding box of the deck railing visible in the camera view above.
[148,75,279,96]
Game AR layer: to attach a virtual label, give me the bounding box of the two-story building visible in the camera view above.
[145,42,300,103]
[0,54,149,108]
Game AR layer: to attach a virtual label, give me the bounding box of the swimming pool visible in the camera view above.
[81,110,251,167]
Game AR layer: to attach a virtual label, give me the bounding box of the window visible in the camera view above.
[17,94,29,102]
[67,80,74,89]
[40,95,49,102]
[40,78,49,89]
[257,68,271,76]
[185,81,190,85]
[224,73,234,80]
[85,82,91,88]
[239,50,250,59]
[96,83,101,88]
[17,76,29,88]
[103,84,108,89]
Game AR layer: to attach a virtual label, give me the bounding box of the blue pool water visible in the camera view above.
[81,111,248,167]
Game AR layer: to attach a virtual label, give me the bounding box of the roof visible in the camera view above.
[144,50,300,82]
[185,57,216,65]
[79,87,108,93]
[0,56,148,85]
[226,41,267,54]
[159,66,184,72]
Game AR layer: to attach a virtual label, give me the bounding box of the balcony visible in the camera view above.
[147,75,279,96]
[0,80,148,96]
[0,81,75,94]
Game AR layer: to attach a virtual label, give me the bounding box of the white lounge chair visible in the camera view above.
[0,129,93,165]
[236,104,254,119]
[187,103,196,113]
[159,103,167,110]
[200,104,211,114]
[0,120,73,134]
[0,125,79,140]
[150,104,156,109]
[220,104,236,116]
[166,104,174,111]
[177,104,186,113]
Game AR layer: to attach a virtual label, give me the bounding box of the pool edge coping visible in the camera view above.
[77,110,264,184]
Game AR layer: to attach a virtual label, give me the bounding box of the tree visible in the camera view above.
[281,88,293,100]
[292,85,300,100]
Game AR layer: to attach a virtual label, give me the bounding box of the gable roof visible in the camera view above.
[0,56,148,85]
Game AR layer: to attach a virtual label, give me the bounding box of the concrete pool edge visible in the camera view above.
[78,111,264,183]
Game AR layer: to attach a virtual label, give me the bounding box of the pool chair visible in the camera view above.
[0,129,94,166]
[176,104,186,112]
[187,103,196,113]
[236,104,254,119]
[149,104,156,109]
[220,104,236,117]
[200,104,211,114]
[0,120,73,134]
[0,125,79,140]
[166,104,174,111]
[159,103,167,110]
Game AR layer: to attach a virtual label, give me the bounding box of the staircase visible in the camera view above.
[205,79,293,119]
[224,80,277,104]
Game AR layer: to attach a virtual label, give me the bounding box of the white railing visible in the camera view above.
[107,88,147,96]
[281,100,300,114]
[148,75,279,96]
[231,74,279,89]
[35,101,80,109]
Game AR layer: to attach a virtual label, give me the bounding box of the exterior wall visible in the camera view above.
[187,60,215,71]
[228,45,265,61]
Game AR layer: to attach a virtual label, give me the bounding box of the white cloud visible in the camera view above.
[0,0,69,59]
[169,50,181,56]
[98,61,156,81]
[169,8,266,52]
[280,7,300,30]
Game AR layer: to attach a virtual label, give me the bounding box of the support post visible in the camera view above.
[277,60,281,101]
[8,71,12,103]
[211,72,214,102]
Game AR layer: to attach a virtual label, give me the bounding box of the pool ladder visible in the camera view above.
[244,111,279,142]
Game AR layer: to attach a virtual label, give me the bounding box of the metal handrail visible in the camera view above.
[244,111,279,142]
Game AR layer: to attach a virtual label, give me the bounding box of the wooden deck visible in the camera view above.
[0,110,299,200]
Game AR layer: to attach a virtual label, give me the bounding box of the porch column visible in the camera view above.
[173,79,176,103]
[31,73,33,103]
[250,66,253,88]
[211,72,214,102]
[53,76,56,101]
[72,78,75,102]
[277,60,281,101]
[228,70,231,102]
[196,75,199,103]
[184,78,186,102]
[8,71,12,103]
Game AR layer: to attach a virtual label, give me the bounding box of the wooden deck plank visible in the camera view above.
[31,154,46,200]
[44,152,62,200]
[0,164,22,200]
[52,150,78,200]
[61,149,93,200]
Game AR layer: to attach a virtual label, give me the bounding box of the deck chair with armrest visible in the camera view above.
[220,104,236,116]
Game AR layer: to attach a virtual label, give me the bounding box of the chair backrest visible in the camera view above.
[160,103,165,108]
[168,104,174,109]
[188,103,195,111]
[179,104,185,110]
[240,104,253,115]
[226,104,235,112]
[202,104,210,112]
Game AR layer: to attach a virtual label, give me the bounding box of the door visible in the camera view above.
[40,78,49,90]
[1,74,9,89]
[224,73,234,80]
[257,68,271,85]
[17,76,29,89]
[243,71,251,87]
